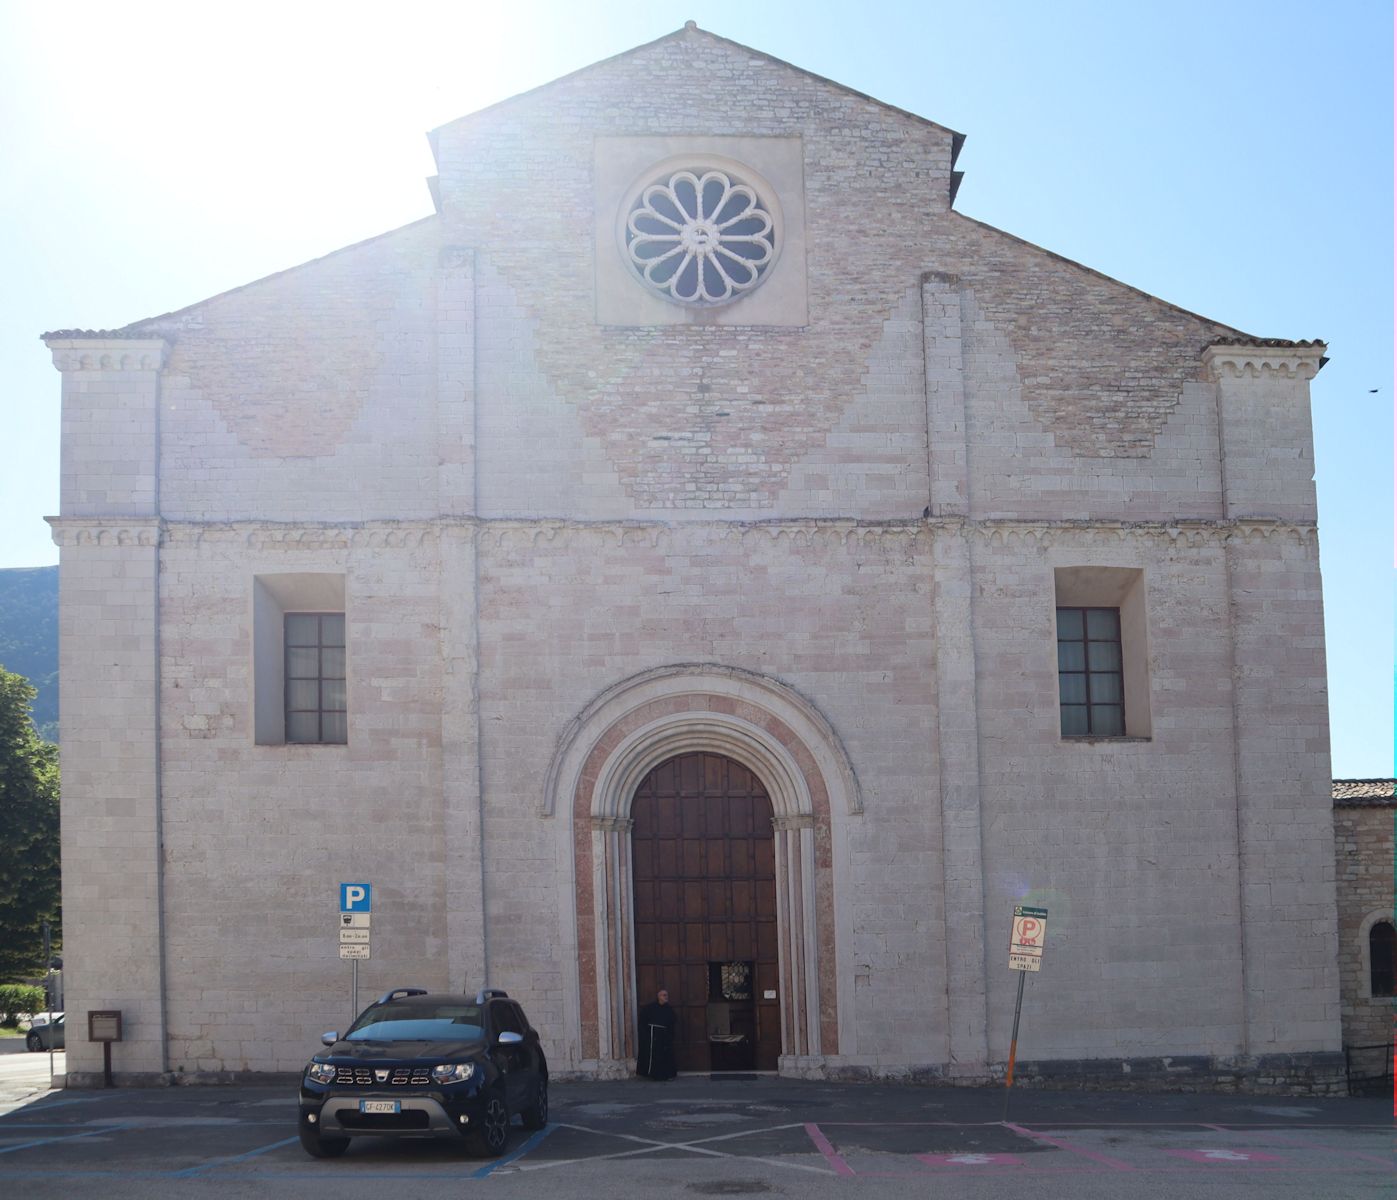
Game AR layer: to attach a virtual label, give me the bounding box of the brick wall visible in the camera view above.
[43,26,1340,1088]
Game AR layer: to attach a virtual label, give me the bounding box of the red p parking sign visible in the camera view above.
[1009,905,1048,972]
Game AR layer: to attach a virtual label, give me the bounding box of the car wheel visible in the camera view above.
[26,1033,41,1052]
[520,1075,548,1130]
[464,1089,510,1157]
[298,1122,349,1159]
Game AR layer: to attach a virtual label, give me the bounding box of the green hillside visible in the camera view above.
[0,566,58,742]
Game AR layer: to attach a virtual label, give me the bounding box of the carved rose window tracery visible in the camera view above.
[624,168,776,306]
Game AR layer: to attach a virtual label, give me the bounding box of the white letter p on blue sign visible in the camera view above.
[340,883,372,913]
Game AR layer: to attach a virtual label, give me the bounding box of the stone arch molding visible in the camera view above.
[549,664,856,1076]
[542,662,862,820]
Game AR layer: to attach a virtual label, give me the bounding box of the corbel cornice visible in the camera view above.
[1202,342,1326,381]
[43,336,170,373]
[964,517,1317,549]
[47,517,163,548]
[157,521,443,550]
[48,514,1320,554]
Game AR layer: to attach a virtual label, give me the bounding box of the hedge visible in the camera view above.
[0,984,47,1026]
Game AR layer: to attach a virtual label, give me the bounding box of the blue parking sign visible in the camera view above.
[340,883,372,913]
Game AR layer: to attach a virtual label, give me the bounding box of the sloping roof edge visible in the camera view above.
[41,215,439,341]
[950,210,1329,346]
[426,23,964,167]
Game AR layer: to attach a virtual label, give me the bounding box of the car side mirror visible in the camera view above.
[321,1031,340,1046]
[498,1031,524,1045]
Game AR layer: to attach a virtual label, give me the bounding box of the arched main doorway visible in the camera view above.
[631,752,780,1072]
[552,664,859,1074]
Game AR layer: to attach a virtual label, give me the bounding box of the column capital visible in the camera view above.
[589,815,634,833]
[771,812,816,832]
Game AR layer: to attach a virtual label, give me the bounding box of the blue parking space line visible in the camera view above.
[168,1134,300,1177]
[470,1123,558,1178]
[0,1122,132,1156]
[0,1169,180,1181]
[12,1098,102,1111]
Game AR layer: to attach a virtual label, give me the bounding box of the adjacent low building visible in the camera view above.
[1332,779,1395,1091]
[43,24,1342,1091]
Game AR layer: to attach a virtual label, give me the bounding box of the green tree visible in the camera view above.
[0,667,59,978]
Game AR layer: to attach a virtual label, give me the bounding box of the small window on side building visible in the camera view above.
[285,612,346,744]
[1370,921,1396,997]
[1057,607,1125,736]
[1052,566,1151,739]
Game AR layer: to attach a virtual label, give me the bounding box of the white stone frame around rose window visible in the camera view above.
[594,136,807,327]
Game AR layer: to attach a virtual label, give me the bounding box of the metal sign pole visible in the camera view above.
[1002,970,1027,1121]
[351,958,358,1025]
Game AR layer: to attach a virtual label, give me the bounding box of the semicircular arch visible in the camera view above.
[557,663,850,1075]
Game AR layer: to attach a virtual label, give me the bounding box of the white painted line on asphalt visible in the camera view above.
[514,1121,834,1176]
[169,1135,300,1177]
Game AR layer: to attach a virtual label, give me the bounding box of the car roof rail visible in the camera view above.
[475,987,509,1004]
[376,987,429,1005]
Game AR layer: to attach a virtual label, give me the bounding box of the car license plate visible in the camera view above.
[360,1100,400,1114]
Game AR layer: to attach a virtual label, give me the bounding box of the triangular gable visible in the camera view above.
[426,22,965,173]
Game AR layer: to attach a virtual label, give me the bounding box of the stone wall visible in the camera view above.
[1333,786,1396,1056]
[43,25,1340,1091]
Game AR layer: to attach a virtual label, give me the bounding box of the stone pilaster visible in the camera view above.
[47,337,167,518]
[922,274,969,517]
[923,275,988,1074]
[1205,343,1341,1058]
[47,518,165,1081]
[436,247,476,516]
[930,522,989,1075]
[44,334,170,1082]
[439,526,486,993]
[1205,341,1325,523]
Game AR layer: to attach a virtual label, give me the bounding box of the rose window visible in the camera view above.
[624,168,776,306]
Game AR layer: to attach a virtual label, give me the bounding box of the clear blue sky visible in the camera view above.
[0,1,1390,775]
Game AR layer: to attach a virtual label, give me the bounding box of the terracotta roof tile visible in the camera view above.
[1333,778,1397,805]
[1207,336,1326,349]
[40,327,145,340]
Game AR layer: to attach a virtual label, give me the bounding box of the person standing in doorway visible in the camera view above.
[636,988,677,1080]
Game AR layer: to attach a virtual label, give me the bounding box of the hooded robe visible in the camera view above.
[636,998,677,1079]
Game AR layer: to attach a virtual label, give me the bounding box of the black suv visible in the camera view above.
[299,987,548,1158]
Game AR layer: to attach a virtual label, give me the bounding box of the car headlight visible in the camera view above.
[432,1063,476,1084]
[306,1061,337,1084]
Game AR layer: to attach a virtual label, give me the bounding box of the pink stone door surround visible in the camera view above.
[543,665,860,1075]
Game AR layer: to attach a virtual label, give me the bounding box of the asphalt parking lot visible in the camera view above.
[0,1073,1391,1199]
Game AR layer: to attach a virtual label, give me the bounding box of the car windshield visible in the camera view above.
[345,1003,483,1042]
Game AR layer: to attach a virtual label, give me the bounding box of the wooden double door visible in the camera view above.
[631,752,781,1072]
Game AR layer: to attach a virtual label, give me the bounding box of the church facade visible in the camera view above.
[44,25,1342,1091]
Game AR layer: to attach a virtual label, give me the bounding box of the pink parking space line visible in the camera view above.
[917,1152,1024,1167]
[804,1123,856,1177]
[1204,1125,1397,1168]
[1164,1148,1283,1164]
[1005,1122,1135,1171]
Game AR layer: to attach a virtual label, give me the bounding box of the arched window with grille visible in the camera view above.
[1369,920,1396,997]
